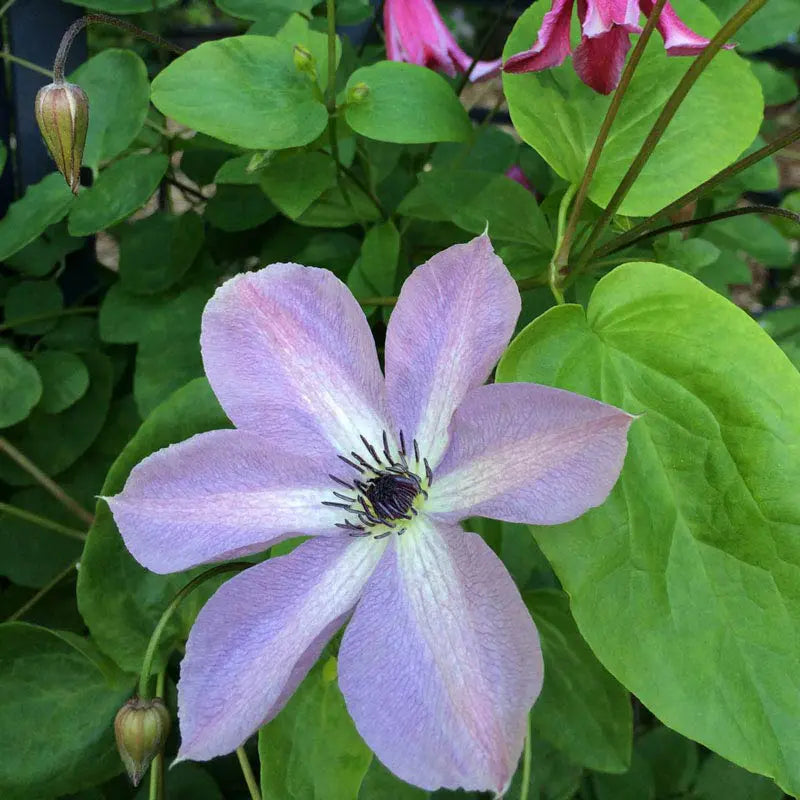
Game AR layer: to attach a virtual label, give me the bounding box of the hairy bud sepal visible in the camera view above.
[114,696,171,786]
[34,81,89,195]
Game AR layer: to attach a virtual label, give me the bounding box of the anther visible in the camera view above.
[322,501,353,509]
[413,439,420,463]
[382,430,393,464]
[374,530,393,540]
[329,474,354,489]
[424,458,433,486]
[337,455,364,474]
[336,520,364,531]
[399,430,406,456]
[350,451,372,469]
[333,491,356,503]
[360,435,383,466]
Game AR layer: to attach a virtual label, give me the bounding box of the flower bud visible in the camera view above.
[346,82,370,104]
[34,81,89,195]
[293,45,317,80]
[114,696,171,786]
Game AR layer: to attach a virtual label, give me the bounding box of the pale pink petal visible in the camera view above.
[339,518,542,794]
[384,0,426,64]
[581,0,641,37]
[106,429,347,574]
[640,0,734,54]
[573,26,632,94]
[503,0,575,73]
[176,536,386,762]
[427,382,633,524]
[384,235,520,467]
[200,264,389,457]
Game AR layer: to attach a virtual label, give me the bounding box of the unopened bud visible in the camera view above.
[246,150,274,173]
[114,697,171,786]
[293,45,317,79]
[347,82,370,104]
[34,81,89,195]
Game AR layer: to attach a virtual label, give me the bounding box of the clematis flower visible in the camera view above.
[503,0,733,94]
[385,0,502,81]
[108,235,633,794]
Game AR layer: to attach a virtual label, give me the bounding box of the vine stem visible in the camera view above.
[573,0,770,274]
[0,502,86,541]
[454,0,515,95]
[0,0,18,17]
[53,12,185,82]
[590,124,800,260]
[149,672,167,800]
[6,561,78,622]
[556,0,668,268]
[138,563,250,699]
[0,51,52,77]
[0,437,94,525]
[519,714,533,800]
[549,183,578,303]
[237,747,263,800]
[603,205,800,253]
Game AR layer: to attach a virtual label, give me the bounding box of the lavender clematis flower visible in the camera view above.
[503,0,733,94]
[108,235,633,794]
[385,0,502,81]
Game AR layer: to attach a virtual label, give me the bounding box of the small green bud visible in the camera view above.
[34,81,89,195]
[293,45,317,79]
[246,150,274,173]
[347,82,370,104]
[114,696,171,787]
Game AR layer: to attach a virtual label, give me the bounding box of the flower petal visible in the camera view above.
[384,235,520,467]
[200,264,389,456]
[503,0,575,74]
[640,0,733,54]
[176,536,386,762]
[573,26,632,94]
[427,382,633,524]
[339,519,542,794]
[581,0,641,37]
[106,429,347,574]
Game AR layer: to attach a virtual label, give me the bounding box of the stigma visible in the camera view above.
[324,430,433,540]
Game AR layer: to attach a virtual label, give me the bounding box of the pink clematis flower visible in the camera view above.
[503,0,732,94]
[385,0,502,81]
[108,235,633,794]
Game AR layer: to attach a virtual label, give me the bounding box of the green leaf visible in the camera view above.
[703,213,793,267]
[702,0,798,51]
[0,351,113,485]
[260,150,338,218]
[502,0,763,216]
[759,307,800,371]
[398,170,552,249]
[65,0,177,12]
[275,12,342,91]
[99,283,176,344]
[259,656,372,800]
[5,221,84,277]
[693,755,783,800]
[431,126,519,175]
[217,0,313,23]
[496,262,800,795]
[297,178,382,227]
[358,760,429,800]
[527,589,632,773]
[749,61,797,107]
[32,350,90,413]
[118,212,205,295]
[0,347,42,428]
[504,736,584,800]
[636,726,698,797]
[3,280,63,335]
[348,220,401,314]
[134,762,224,799]
[592,752,654,800]
[68,153,169,237]
[0,623,133,800]
[77,378,230,673]
[652,233,720,274]
[205,185,277,231]
[215,153,269,185]
[344,62,472,144]
[151,36,328,150]
[695,248,752,297]
[0,173,74,261]
[0,489,83,588]
[69,49,150,170]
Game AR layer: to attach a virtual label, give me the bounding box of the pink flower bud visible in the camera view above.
[34,81,89,195]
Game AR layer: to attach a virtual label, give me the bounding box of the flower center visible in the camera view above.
[324,431,433,540]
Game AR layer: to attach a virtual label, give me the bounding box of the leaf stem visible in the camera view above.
[237,746,262,800]
[0,51,52,77]
[0,0,18,17]
[0,305,97,334]
[573,0,769,274]
[549,183,578,303]
[0,437,94,525]
[6,560,77,622]
[557,0,668,268]
[455,0,515,94]
[149,671,166,800]
[520,714,532,800]
[603,205,800,253]
[138,562,250,699]
[590,124,800,260]
[0,501,86,541]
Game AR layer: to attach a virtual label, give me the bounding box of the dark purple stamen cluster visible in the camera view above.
[324,430,432,540]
